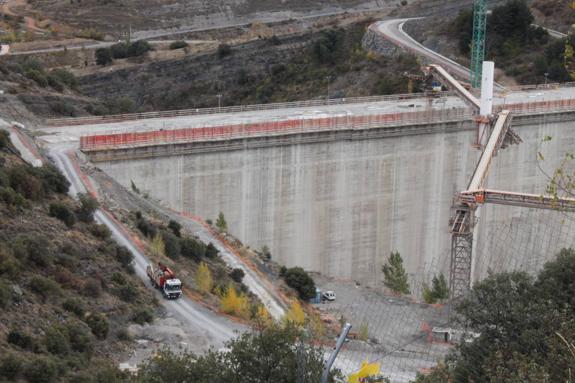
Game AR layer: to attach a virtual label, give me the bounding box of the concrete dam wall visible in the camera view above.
[97,113,575,287]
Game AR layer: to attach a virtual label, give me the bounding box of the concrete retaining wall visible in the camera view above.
[97,112,575,288]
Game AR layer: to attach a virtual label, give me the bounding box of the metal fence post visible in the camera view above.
[321,323,351,383]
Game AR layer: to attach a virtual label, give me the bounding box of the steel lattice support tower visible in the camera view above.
[470,0,487,88]
[449,204,475,299]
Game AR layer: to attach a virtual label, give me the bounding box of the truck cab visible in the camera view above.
[162,278,182,299]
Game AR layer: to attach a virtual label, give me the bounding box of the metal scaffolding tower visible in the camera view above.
[470,0,487,88]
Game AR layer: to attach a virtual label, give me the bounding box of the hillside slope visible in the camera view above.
[0,131,156,382]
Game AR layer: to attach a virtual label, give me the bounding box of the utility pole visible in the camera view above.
[470,0,487,89]
[216,94,222,111]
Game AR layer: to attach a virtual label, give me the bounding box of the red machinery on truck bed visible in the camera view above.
[146,262,182,299]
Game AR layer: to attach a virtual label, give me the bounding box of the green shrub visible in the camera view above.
[25,69,48,87]
[13,234,51,267]
[0,279,12,307]
[8,165,43,200]
[162,230,181,259]
[282,267,316,300]
[0,186,28,208]
[205,242,218,258]
[62,298,85,317]
[169,40,189,50]
[127,40,152,57]
[82,278,102,298]
[181,237,206,262]
[230,268,245,283]
[217,44,232,58]
[85,314,109,339]
[116,327,131,341]
[33,164,70,195]
[95,48,113,66]
[168,220,182,237]
[29,276,61,301]
[115,246,133,268]
[111,272,127,285]
[115,283,138,302]
[24,356,58,383]
[77,193,98,222]
[49,101,77,117]
[48,69,78,89]
[44,326,71,355]
[110,42,129,59]
[131,308,154,325]
[49,202,76,227]
[88,223,111,240]
[0,354,23,380]
[0,129,10,149]
[65,322,94,354]
[7,329,34,350]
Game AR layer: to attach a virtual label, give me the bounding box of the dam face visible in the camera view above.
[97,115,575,287]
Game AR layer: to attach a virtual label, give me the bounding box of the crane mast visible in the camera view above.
[471,0,487,89]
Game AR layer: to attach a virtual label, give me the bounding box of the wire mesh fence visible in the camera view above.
[313,207,575,382]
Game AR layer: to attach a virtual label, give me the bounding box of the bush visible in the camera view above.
[65,322,94,354]
[82,278,102,298]
[44,326,71,355]
[205,242,218,258]
[115,283,138,302]
[24,356,58,383]
[34,164,70,195]
[116,327,131,341]
[49,202,76,227]
[110,42,129,59]
[115,246,134,269]
[49,101,77,117]
[0,354,22,380]
[217,44,232,58]
[136,216,158,238]
[0,186,28,208]
[0,279,12,308]
[132,308,154,325]
[77,193,98,222]
[85,314,109,339]
[62,298,85,317]
[181,237,206,262]
[0,130,10,149]
[127,40,152,57]
[8,165,43,200]
[49,69,78,89]
[25,69,48,87]
[14,234,51,267]
[169,40,189,50]
[88,223,111,240]
[168,220,182,237]
[7,329,34,350]
[162,230,181,259]
[111,272,127,285]
[95,48,113,66]
[282,267,316,300]
[230,268,245,283]
[29,276,61,301]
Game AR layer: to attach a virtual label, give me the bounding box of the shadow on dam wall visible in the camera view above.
[96,115,575,289]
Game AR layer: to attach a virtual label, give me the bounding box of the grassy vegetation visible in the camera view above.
[0,135,156,382]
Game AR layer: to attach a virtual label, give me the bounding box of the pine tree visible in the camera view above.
[382,251,410,295]
[431,273,449,302]
[216,212,228,233]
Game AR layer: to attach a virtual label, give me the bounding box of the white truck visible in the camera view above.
[146,262,182,299]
